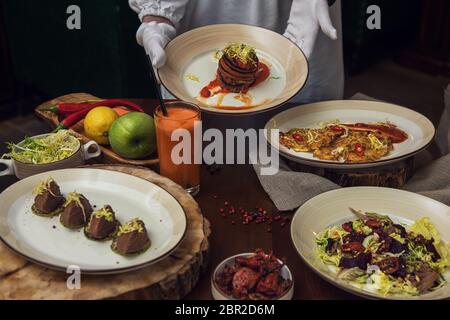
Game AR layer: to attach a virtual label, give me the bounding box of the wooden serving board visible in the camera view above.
[0,165,211,300]
[35,93,159,167]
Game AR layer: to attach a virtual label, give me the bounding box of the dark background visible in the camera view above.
[0,0,449,119]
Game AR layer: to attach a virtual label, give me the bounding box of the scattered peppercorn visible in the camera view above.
[213,198,291,228]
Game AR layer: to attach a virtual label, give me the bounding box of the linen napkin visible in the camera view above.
[254,91,450,211]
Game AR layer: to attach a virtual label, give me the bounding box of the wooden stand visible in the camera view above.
[286,157,415,188]
[0,165,210,300]
[35,93,159,167]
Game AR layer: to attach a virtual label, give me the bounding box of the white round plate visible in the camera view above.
[158,24,308,114]
[0,168,187,275]
[265,100,435,169]
[290,187,450,300]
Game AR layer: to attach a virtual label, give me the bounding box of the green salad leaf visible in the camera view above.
[410,217,450,271]
[2,130,79,164]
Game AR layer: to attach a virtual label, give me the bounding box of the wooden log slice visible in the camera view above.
[286,157,414,188]
[0,165,210,300]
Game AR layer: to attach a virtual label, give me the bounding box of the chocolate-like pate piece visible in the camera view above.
[32,178,65,217]
[84,205,119,241]
[60,192,93,229]
[112,219,151,255]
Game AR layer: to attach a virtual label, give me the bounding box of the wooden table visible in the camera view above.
[0,98,356,300]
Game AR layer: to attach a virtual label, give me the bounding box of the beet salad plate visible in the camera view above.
[265,100,435,169]
[290,187,450,300]
[158,24,308,114]
[0,168,187,275]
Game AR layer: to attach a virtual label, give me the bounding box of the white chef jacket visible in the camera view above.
[130,0,344,104]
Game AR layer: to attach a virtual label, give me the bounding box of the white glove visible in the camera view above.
[136,21,176,78]
[283,0,337,58]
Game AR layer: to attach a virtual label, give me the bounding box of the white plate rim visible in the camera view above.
[0,168,189,275]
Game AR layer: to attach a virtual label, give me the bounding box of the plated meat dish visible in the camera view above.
[280,121,408,163]
[29,178,152,256]
[32,178,65,217]
[316,208,450,296]
[199,43,271,104]
[111,218,151,256]
[214,249,292,300]
[217,43,259,93]
[60,192,93,229]
[84,205,120,241]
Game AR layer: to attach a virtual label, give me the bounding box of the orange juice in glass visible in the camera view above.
[154,101,201,196]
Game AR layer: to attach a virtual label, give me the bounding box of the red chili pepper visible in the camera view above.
[44,99,145,116]
[53,108,92,131]
[354,143,365,156]
[292,133,303,142]
[41,103,93,116]
[98,99,145,113]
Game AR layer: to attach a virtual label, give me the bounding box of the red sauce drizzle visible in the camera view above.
[343,123,408,144]
[251,63,271,88]
[200,62,271,99]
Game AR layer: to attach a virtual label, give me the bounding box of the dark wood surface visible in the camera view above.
[186,163,356,300]
[0,98,357,300]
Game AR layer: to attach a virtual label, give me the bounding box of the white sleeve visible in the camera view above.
[128,0,189,27]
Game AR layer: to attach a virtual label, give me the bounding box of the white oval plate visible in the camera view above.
[0,168,187,275]
[159,24,308,114]
[265,100,435,169]
[291,187,450,300]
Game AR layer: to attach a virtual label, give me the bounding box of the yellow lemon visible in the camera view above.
[84,107,119,145]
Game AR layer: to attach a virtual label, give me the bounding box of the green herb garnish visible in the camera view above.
[223,43,258,66]
[92,207,114,222]
[117,218,144,236]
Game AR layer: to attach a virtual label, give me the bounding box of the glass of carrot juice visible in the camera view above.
[154,101,201,196]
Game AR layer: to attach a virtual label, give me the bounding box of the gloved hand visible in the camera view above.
[136,21,176,80]
[283,0,337,58]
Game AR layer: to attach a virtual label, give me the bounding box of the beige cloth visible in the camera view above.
[255,91,450,211]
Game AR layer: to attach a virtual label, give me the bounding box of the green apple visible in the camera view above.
[109,112,156,159]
